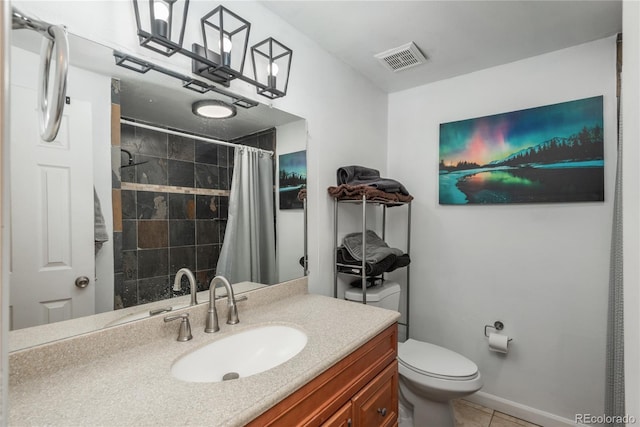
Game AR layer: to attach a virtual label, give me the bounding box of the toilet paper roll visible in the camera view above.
[488,333,510,354]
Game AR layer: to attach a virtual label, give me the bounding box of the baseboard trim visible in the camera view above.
[465,391,586,427]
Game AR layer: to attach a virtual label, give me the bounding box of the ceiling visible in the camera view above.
[10,1,623,135]
[261,0,623,93]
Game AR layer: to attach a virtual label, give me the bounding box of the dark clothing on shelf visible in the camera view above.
[337,246,399,276]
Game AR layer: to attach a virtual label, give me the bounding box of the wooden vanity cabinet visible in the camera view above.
[247,323,398,427]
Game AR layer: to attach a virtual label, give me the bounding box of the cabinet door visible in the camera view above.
[352,361,398,427]
[321,402,352,427]
[246,324,397,427]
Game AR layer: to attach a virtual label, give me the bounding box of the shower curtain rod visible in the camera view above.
[120,119,274,156]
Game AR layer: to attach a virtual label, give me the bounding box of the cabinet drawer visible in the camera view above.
[321,402,352,427]
[352,361,398,427]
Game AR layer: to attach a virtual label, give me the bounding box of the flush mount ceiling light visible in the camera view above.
[132,2,293,100]
[192,100,237,119]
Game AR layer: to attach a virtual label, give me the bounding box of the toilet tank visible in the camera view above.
[344,281,401,311]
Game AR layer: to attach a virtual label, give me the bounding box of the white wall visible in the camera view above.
[11,0,389,297]
[276,119,307,282]
[387,37,617,422]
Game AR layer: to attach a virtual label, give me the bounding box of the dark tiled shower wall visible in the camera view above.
[230,128,276,152]
[112,119,276,309]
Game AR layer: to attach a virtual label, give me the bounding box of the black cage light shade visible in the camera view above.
[195,5,251,83]
[251,37,292,99]
[131,2,293,100]
[133,0,189,56]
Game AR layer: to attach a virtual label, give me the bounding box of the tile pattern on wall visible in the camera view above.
[111,112,276,309]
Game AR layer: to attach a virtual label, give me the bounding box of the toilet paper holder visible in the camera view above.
[484,321,513,342]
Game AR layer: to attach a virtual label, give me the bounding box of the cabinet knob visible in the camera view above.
[377,407,387,417]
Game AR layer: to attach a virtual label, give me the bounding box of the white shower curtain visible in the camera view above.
[216,147,276,284]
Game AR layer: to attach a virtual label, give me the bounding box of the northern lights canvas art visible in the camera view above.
[439,96,604,205]
[279,150,307,209]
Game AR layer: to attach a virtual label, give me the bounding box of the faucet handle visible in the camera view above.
[164,313,193,342]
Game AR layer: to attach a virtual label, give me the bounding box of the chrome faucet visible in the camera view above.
[173,268,198,306]
[205,275,239,333]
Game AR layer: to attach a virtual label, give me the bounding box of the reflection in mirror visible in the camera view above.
[8,29,307,350]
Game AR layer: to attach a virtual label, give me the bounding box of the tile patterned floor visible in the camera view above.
[453,400,541,427]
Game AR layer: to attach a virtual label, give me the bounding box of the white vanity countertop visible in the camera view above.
[9,282,399,426]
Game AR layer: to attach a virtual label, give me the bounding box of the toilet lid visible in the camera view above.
[398,339,478,380]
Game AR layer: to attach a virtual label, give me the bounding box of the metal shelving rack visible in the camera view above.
[333,194,411,339]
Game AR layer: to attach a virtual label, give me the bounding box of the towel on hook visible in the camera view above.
[94,188,109,253]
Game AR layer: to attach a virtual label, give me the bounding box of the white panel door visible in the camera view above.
[10,84,95,330]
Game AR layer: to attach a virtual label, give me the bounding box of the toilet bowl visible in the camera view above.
[398,339,482,426]
[344,282,483,427]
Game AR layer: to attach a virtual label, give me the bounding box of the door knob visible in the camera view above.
[75,276,90,288]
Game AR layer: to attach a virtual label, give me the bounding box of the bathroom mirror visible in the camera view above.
[8,27,307,350]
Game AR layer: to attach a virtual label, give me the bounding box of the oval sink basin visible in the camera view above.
[171,325,307,383]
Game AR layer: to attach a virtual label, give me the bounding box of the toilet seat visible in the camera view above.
[398,339,479,381]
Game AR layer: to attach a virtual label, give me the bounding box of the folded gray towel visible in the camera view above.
[337,165,410,196]
[337,165,380,184]
[343,230,403,263]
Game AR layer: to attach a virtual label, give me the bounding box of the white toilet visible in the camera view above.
[345,282,483,427]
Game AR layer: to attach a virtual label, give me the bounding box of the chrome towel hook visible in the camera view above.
[12,7,69,142]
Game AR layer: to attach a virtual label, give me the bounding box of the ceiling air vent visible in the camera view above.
[374,42,427,72]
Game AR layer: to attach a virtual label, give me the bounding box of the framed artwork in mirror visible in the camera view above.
[279,150,307,210]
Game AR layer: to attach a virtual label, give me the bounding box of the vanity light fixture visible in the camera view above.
[192,100,237,119]
[132,2,293,100]
[132,0,189,56]
[192,5,251,85]
[251,37,293,99]
[113,51,259,109]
